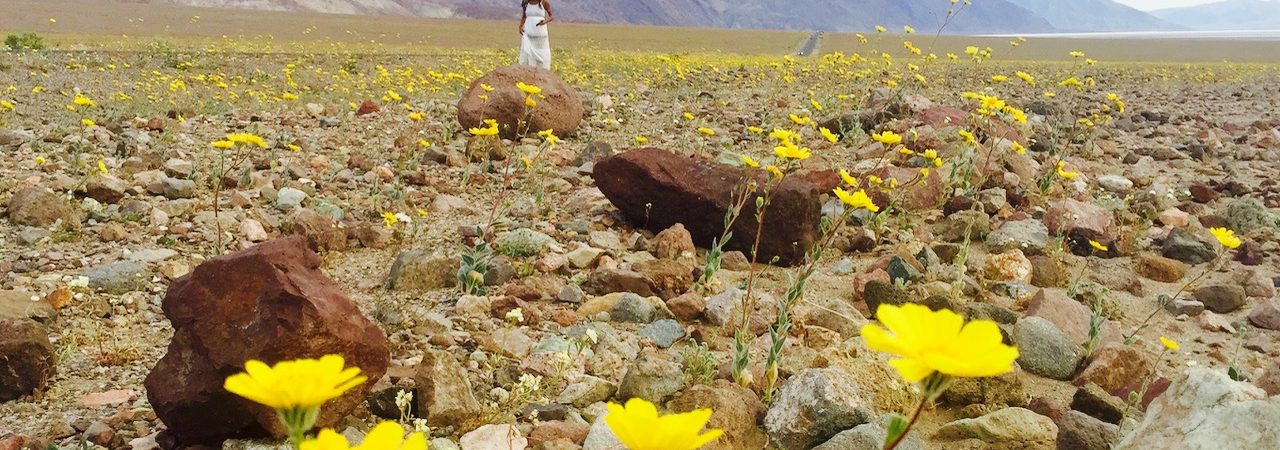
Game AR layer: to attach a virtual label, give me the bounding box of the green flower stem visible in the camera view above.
[884,373,950,450]
[278,406,321,450]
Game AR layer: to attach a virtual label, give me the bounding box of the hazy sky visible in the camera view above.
[1114,0,1219,10]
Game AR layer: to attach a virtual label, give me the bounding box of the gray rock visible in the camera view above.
[161,178,196,200]
[484,257,516,286]
[937,209,991,242]
[1096,175,1134,193]
[588,230,624,251]
[1013,316,1082,380]
[986,219,1050,255]
[1161,228,1216,265]
[1165,298,1206,316]
[127,248,178,263]
[610,293,656,324]
[582,413,624,450]
[764,368,873,450]
[637,319,685,348]
[556,285,584,304]
[84,261,148,294]
[616,348,683,403]
[460,424,526,450]
[414,350,483,428]
[385,251,458,291]
[1058,410,1120,450]
[1221,197,1277,233]
[82,174,129,204]
[17,227,50,246]
[886,256,922,284]
[494,228,558,256]
[275,187,308,210]
[1193,284,1247,313]
[934,407,1057,443]
[813,415,923,450]
[977,187,1008,212]
[704,287,741,326]
[1114,368,1280,449]
[567,246,606,269]
[7,186,77,227]
[556,375,616,408]
[1071,383,1127,424]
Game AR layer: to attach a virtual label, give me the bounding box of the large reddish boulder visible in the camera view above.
[592,148,835,266]
[0,318,55,402]
[457,65,584,139]
[145,236,389,447]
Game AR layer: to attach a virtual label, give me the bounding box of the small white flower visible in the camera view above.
[505,308,524,323]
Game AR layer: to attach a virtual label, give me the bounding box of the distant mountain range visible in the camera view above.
[1008,0,1178,31]
[1153,0,1280,31]
[126,0,1267,33]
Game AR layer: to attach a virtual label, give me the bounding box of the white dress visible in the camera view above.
[519,2,552,69]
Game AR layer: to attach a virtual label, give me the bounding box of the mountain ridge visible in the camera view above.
[121,0,1188,33]
[1152,0,1280,31]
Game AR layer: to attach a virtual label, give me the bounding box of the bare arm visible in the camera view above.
[540,0,554,25]
[519,4,526,34]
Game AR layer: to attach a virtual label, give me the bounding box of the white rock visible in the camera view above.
[460,424,527,450]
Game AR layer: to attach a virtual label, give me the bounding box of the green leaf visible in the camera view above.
[883,413,909,448]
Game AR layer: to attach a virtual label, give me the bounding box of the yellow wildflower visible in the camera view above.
[1056,161,1079,180]
[0,99,14,111]
[1209,227,1241,249]
[604,398,723,450]
[834,187,879,212]
[1012,142,1026,155]
[381,212,398,229]
[635,135,649,144]
[766,165,784,179]
[469,119,499,137]
[820,127,839,143]
[742,155,760,168]
[34,156,46,165]
[1159,337,1180,351]
[839,169,859,187]
[82,118,96,128]
[872,130,903,145]
[480,83,494,92]
[1089,240,1108,252]
[73,92,96,107]
[1016,71,1036,85]
[774,142,811,160]
[788,114,812,126]
[904,25,915,34]
[227,133,268,148]
[223,354,366,411]
[862,303,1018,382]
[97,159,108,174]
[697,127,716,136]
[682,112,695,120]
[408,112,423,121]
[525,96,538,109]
[537,129,560,146]
[515,82,542,95]
[747,126,764,134]
[958,130,978,146]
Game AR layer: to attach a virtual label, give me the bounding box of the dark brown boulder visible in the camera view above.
[457,65,584,140]
[592,148,832,266]
[0,318,55,402]
[145,236,389,447]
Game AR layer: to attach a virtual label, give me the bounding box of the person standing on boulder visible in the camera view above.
[518,0,554,69]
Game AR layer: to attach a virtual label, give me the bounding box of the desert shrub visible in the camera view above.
[4,32,45,51]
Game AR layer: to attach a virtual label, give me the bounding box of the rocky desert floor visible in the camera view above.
[3,29,1280,450]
